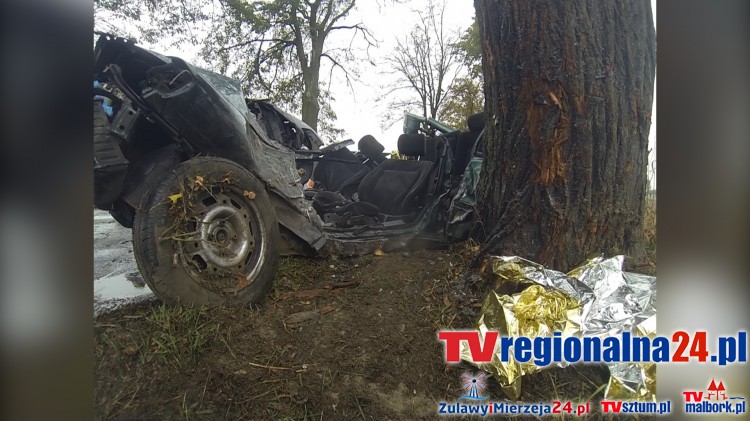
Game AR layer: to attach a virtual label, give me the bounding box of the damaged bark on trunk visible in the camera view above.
[473,0,655,271]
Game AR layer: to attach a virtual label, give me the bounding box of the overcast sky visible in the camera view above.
[327,1,475,151]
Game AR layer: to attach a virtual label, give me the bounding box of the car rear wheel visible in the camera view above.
[133,157,280,306]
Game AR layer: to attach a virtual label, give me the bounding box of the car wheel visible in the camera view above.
[133,157,280,306]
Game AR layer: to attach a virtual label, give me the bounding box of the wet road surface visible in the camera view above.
[93,209,155,316]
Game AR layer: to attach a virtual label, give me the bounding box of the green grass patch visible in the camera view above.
[96,304,231,371]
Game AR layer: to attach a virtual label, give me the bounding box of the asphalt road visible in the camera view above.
[93,209,154,316]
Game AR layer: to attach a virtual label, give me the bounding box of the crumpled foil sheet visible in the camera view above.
[460,255,656,401]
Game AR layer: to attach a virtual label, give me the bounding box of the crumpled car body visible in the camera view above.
[93,34,485,304]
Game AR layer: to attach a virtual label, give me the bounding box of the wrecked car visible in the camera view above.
[93,33,485,305]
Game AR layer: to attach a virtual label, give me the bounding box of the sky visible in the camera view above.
[325,1,476,151]
[96,0,655,187]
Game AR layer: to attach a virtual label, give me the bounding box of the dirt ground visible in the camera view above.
[94,244,618,420]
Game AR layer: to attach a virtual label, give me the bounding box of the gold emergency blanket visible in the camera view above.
[461,255,656,401]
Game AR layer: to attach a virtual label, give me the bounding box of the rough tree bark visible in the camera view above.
[298,39,323,131]
[473,0,655,271]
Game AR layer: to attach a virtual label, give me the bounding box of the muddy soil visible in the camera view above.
[94,245,613,420]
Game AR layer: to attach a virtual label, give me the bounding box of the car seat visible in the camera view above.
[354,133,434,216]
[358,135,387,164]
[452,112,485,177]
[311,147,370,197]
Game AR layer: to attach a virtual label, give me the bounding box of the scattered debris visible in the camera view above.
[280,288,330,301]
[327,280,359,290]
[285,311,320,326]
[168,193,183,204]
[318,305,336,315]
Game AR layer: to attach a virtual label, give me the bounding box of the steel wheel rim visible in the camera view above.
[180,187,267,291]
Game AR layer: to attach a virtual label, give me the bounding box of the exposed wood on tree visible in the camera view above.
[473,0,655,271]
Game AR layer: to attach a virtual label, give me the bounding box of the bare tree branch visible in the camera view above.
[324,0,357,34]
[217,38,295,52]
[383,0,460,119]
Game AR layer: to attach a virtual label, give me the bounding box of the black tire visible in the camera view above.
[133,157,280,306]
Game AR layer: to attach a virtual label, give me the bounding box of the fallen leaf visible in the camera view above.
[318,305,336,315]
[236,274,248,291]
[221,172,236,184]
[244,190,256,199]
[374,248,385,256]
[168,193,183,204]
[122,345,138,356]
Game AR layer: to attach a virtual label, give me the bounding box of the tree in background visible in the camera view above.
[438,20,484,129]
[473,0,655,271]
[95,0,373,138]
[383,0,461,123]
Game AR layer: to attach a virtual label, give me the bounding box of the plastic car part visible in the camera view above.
[93,102,129,208]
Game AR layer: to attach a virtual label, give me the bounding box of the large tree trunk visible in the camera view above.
[301,45,322,131]
[302,71,320,130]
[301,70,320,131]
[473,0,655,271]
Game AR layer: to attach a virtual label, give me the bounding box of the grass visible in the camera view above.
[95,258,327,379]
[94,303,246,419]
[145,305,224,369]
[96,304,230,372]
[270,256,328,299]
[275,256,325,281]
